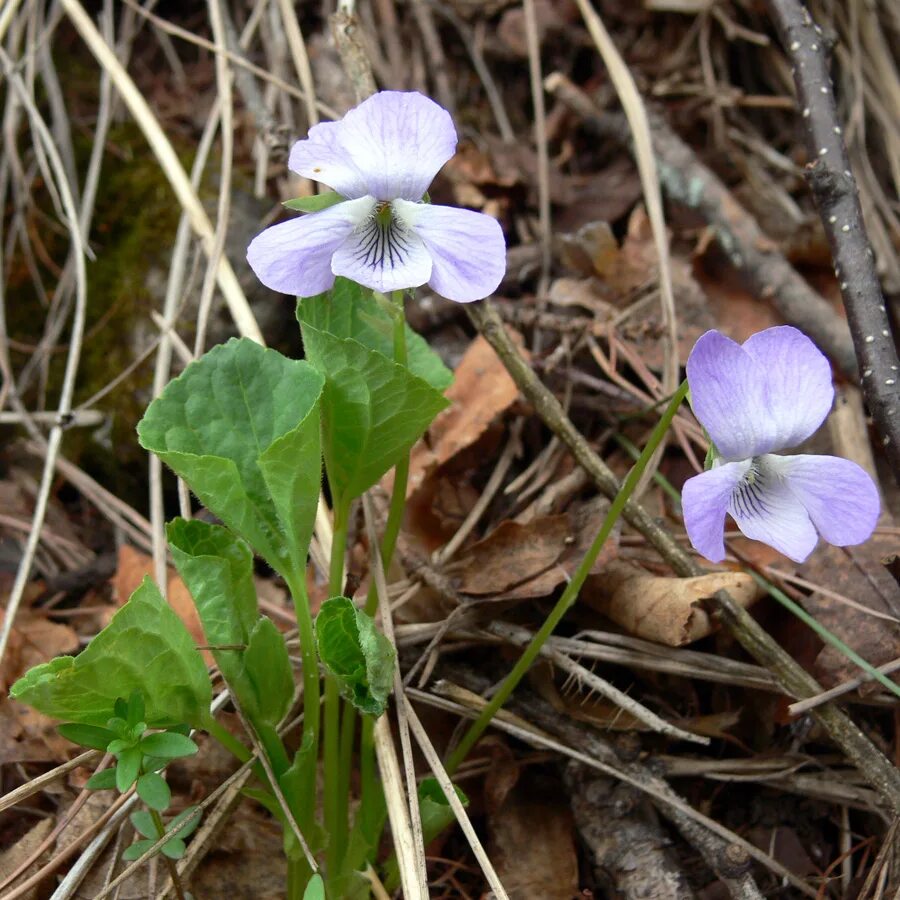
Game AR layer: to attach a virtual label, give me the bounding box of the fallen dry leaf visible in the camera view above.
[403,332,522,498]
[583,560,764,645]
[445,497,617,601]
[486,770,580,900]
[113,545,212,665]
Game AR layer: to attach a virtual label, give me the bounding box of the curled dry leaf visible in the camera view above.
[444,497,617,601]
[583,560,763,646]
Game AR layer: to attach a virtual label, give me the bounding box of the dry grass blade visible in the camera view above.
[58,0,263,344]
[0,49,89,667]
[568,0,679,495]
[400,693,511,900]
[490,622,710,745]
[363,494,429,898]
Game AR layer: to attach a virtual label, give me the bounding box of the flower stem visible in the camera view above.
[204,716,251,764]
[444,379,690,775]
[325,498,351,877]
[285,571,321,767]
[356,289,411,841]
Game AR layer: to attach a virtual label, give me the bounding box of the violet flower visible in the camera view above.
[682,326,879,563]
[247,91,506,302]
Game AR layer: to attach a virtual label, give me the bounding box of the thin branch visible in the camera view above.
[766,0,900,479]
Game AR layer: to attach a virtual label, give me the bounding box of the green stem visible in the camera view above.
[445,379,690,774]
[204,716,252,764]
[325,498,351,877]
[150,808,187,900]
[285,571,321,767]
[751,571,900,701]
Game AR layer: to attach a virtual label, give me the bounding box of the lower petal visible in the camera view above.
[331,213,433,294]
[395,201,506,303]
[729,456,819,563]
[682,460,751,563]
[247,197,374,297]
[769,454,880,547]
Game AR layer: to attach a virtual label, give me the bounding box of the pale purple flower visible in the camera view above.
[247,91,506,302]
[682,326,879,564]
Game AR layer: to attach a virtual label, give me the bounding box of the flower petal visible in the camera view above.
[395,201,506,302]
[686,331,774,461]
[331,211,433,294]
[247,197,375,297]
[682,460,751,563]
[334,92,457,201]
[743,326,833,451]
[728,455,819,563]
[288,121,369,199]
[772,454,880,547]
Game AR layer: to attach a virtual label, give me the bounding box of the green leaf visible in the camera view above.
[418,777,468,843]
[10,578,212,729]
[297,278,453,392]
[279,732,320,844]
[161,837,187,859]
[106,739,133,755]
[57,723,117,751]
[241,617,294,726]
[138,338,324,579]
[122,838,155,861]
[302,874,325,900]
[116,747,142,792]
[283,191,344,212]
[127,691,145,727]
[131,810,157,840]
[315,597,395,716]
[86,768,118,791]
[298,325,448,505]
[139,732,198,759]
[167,806,202,841]
[167,519,258,658]
[136,772,171,811]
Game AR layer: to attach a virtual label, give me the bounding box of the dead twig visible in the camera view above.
[544,72,859,380]
[766,0,900,480]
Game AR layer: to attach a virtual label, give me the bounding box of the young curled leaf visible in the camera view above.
[315,597,395,717]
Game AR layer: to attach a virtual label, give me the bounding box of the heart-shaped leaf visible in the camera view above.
[10,578,211,729]
[138,338,324,580]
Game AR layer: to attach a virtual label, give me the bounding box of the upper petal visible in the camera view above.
[288,120,369,199]
[742,326,833,451]
[687,331,774,460]
[682,460,751,563]
[395,201,506,302]
[247,197,375,297]
[331,210,433,294]
[728,455,819,563]
[333,92,457,201]
[772,454,880,547]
